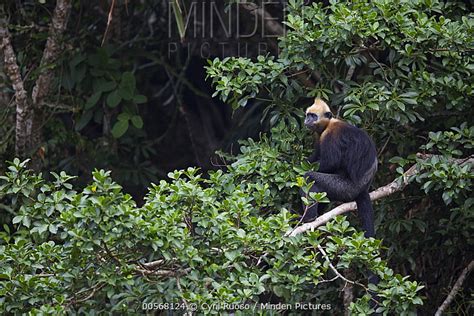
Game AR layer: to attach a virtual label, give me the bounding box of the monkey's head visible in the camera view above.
[304,98,333,133]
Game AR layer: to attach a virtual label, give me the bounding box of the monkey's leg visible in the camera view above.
[305,172,362,201]
[301,172,361,222]
[310,173,376,237]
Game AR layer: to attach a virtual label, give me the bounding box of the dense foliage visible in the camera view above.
[0,0,472,314]
[1,138,421,314]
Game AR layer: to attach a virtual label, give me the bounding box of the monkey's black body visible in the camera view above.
[308,122,377,195]
[303,114,377,238]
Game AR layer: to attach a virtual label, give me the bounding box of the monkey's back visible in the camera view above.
[319,120,377,184]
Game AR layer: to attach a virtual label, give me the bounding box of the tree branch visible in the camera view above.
[288,155,474,237]
[135,267,191,277]
[176,277,192,316]
[435,260,474,316]
[142,259,165,269]
[31,0,72,106]
[0,23,26,105]
[317,244,359,287]
[136,259,189,277]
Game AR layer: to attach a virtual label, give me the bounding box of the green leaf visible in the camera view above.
[111,120,129,138]
[85,92,102,110]
[119,89,134,101]
[399,91,418,98]
[133,95,148,104]
[38,224,48,234]
[94,80,116,93]
[119,72,136,101]
[367,103,380,111]
[117,112,131,122]
[23,216,31,228]
[236,229,246,238]
[75,111,93,131]
[368,283,378,291]
[69,54,86,68]
[131,115,144,129]
[224,250,239,262]
[49,224,58,234]
[107,90,122,108]
[12,215,23,224]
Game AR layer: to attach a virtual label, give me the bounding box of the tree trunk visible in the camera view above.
[0,22,31,157]
[0,0,72,167]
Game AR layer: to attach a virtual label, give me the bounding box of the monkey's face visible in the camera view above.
[305,98,333,132]
[304,112,320,130]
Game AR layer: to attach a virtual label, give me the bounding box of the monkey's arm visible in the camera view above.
[317,132,343,173]
[307,148,320,163]
[307,135,321,163]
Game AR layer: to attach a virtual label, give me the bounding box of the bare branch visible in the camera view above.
[68,282,106,306]
[101,0,116,46]
[31,0,72,106]
[345,65,355,81]
[142,259,165,269]
[176,277,192,316]
[288,155,474,237]
[317,244,381,308]
[435,260,474,316]
[136,259,189,278]
[317,244,359,286]
[287,201,317,236]
[135,267,191,277]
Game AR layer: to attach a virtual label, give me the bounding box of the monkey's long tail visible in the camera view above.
[356,190,381,313]
[355,190,375,238]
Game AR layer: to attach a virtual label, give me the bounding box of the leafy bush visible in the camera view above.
[0,131,423,314]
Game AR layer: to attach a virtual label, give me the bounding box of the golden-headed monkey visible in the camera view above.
[302,98,377,237]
